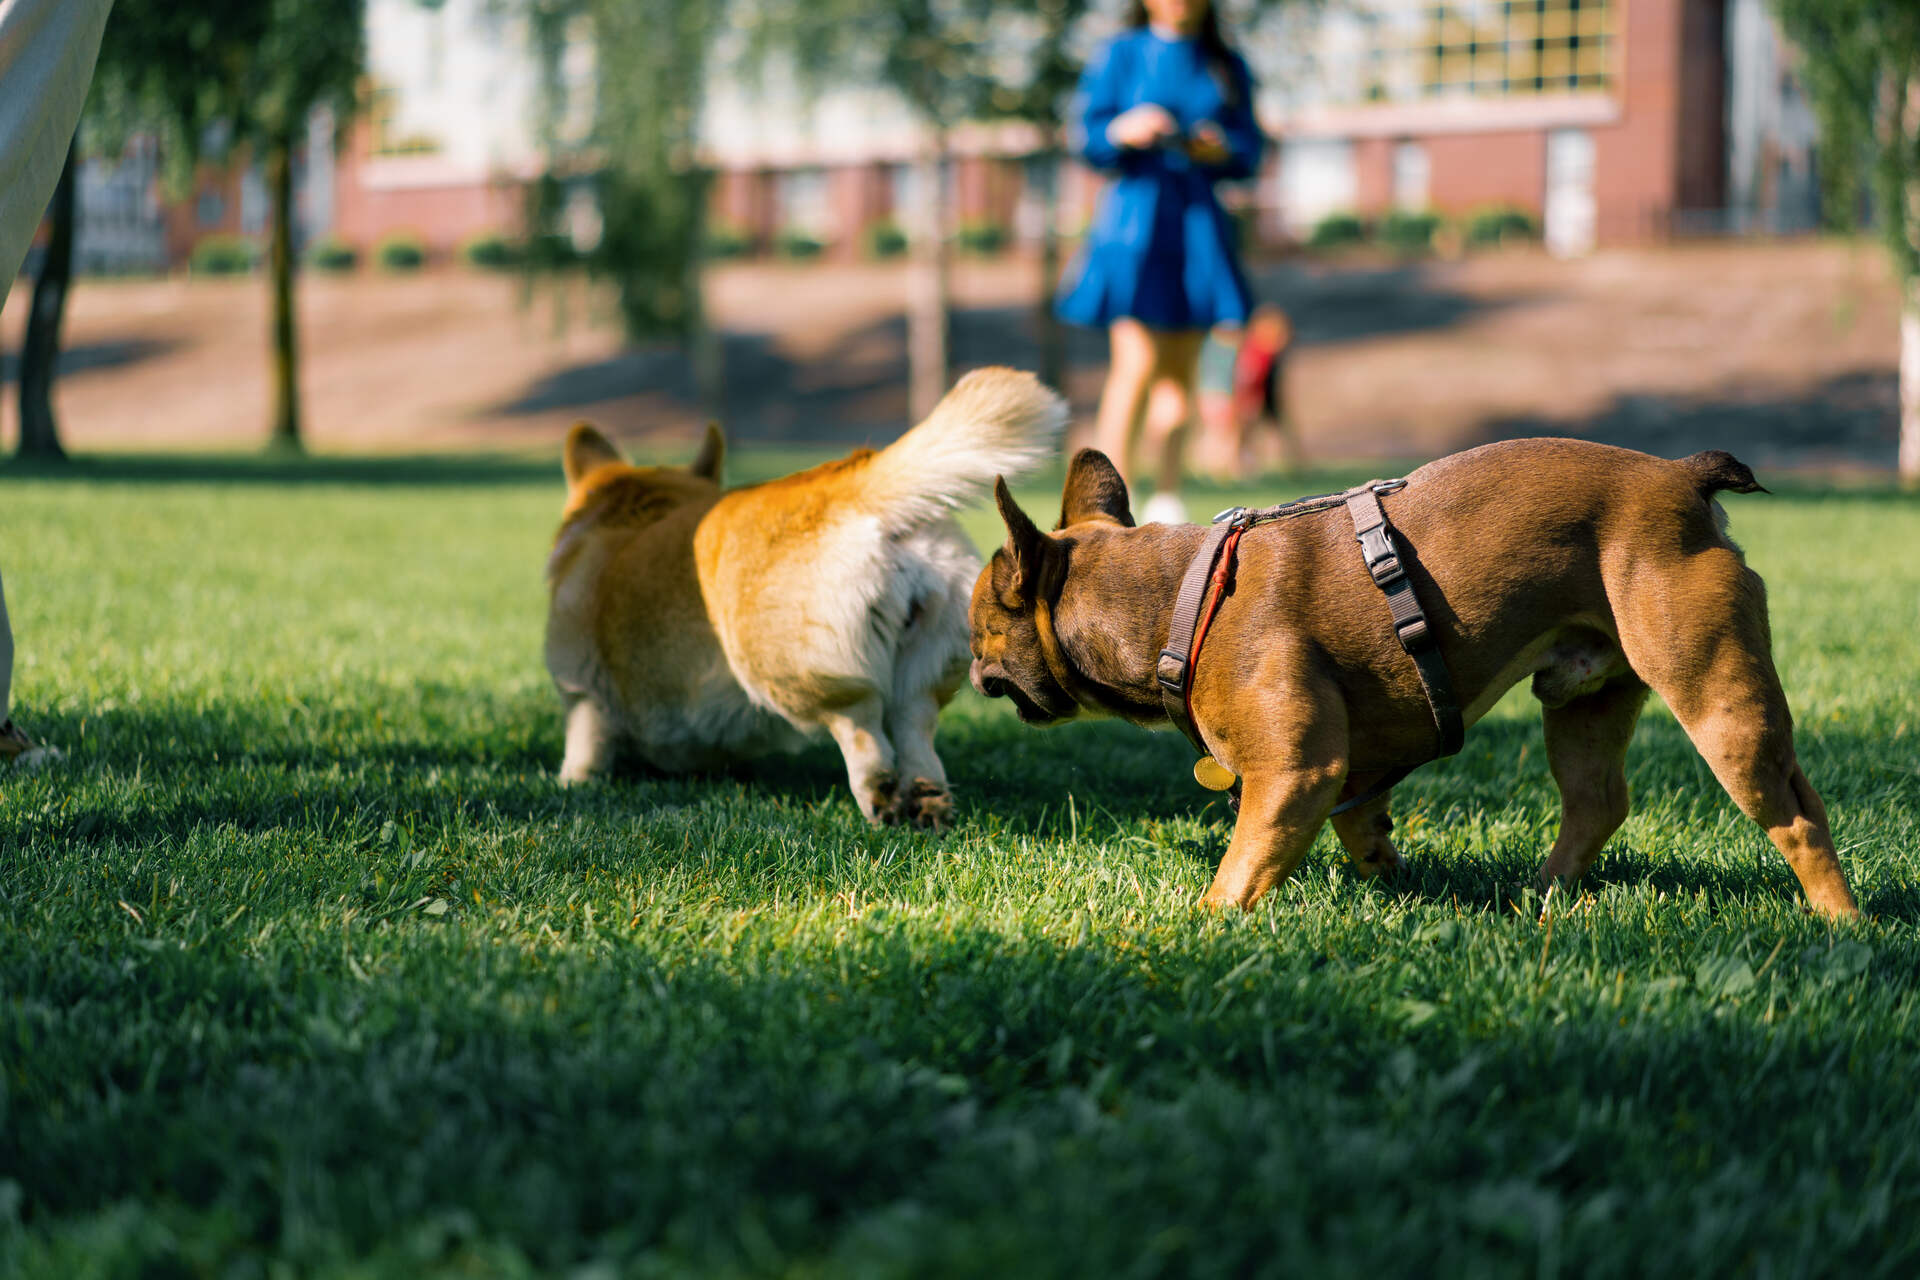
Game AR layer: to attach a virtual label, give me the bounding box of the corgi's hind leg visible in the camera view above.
[884,566,971,830]
[558,695,617,785]
[820,693,905,825]
[885,679,963,831]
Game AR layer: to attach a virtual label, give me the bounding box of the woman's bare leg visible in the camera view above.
[1142,330,1206,497]
[1092,318,1159,486]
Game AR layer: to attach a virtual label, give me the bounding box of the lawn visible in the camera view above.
[2,450,1918,1277]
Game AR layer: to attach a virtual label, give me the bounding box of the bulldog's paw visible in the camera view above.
[1348,845,1407,881]
[903,778,953,832]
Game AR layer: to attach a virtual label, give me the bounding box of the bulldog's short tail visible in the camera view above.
[860,368,1068,535]
[1681,450,1768,499]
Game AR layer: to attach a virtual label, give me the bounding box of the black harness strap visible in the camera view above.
[1343,484,1464,758]
[1158,477,1465,816]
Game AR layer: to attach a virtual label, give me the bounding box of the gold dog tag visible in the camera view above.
[1193,755,1238,791]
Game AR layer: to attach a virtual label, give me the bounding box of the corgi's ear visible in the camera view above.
[689,422,725,484]
[563,422,623,490]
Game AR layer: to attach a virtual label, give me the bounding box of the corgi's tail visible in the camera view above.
[859,368,1068,535]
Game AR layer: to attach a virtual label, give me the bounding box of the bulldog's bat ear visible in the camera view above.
[1056,448,1134,529]
[995,476,1049,601]
[689,421,725,483]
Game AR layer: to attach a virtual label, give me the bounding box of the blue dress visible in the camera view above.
[1057,30,1264,332]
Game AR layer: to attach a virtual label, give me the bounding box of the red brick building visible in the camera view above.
[89,0,1796,270]
[699,0,1740,259]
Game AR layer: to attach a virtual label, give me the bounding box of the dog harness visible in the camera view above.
[1155,478,1464,815]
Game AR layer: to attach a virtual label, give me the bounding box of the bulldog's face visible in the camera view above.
[968,450,1135,724]
[968,543,1078,724]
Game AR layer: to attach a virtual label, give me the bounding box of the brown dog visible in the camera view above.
[968,439,1860,918]
[546,368,1065,826]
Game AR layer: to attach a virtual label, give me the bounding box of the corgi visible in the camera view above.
[545,367,1066,826]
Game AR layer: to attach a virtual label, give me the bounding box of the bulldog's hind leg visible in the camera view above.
[1614,548,1860,918]
[1536,675,1648,893]
[1329,782,1403,880]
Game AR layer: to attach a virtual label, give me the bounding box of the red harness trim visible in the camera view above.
[1182,525,1245,735]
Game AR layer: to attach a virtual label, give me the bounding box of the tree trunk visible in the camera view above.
[17,140,77,462]
[1035,130,1065,395]
[1902,280,1920,489]
[907,132,951,423]
[688,175,723,420]
[266,132,302,452]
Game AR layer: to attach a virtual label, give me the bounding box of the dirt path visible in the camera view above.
[1,239,1904,472]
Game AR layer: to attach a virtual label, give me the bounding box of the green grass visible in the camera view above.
[2,451,1918,1277]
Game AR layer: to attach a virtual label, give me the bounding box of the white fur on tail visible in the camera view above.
[859,368,1068,536]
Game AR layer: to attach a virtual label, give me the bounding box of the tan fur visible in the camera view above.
[546,367,1066,825]
[970,439,1861,919]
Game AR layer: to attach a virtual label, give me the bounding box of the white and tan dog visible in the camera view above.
[545,367,1066,826]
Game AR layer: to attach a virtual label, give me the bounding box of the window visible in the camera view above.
[1352,0,1616,105]
[1279,138,1357,235]
[366,81,442,158]
[1391,140,1429,209]
[776,168,832,237]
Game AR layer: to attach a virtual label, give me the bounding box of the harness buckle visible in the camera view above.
[1156,648,1189,696]
[1356,524,1403,587]
[1395,615,1431,649]
[1211,505,1248,527]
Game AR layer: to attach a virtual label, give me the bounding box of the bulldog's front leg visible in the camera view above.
[1197,665,1350,909]
[1329,781,1405,880]
[1202,765,1348,908]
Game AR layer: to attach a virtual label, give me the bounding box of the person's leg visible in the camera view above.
[1091,318,1159,486]
[0,568,12,725]
[1194,326,1242,480]
[1141,330,1205,506]
[0,569,29,761]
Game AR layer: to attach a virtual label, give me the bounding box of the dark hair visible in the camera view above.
[1125,2,1242,107]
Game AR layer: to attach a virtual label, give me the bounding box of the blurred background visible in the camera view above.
[1,0,1914,483]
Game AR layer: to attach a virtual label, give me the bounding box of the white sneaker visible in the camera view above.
[1140,492,1190,525]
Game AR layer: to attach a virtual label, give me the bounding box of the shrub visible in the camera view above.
[705,222,755,260]
[864,220,908,259]
[1466,205,1539,247]
[1307,212,1367,250]
[957,219,1010,255]
[1379,209,1441,254]
[461,233,524,269]
[189,234,259,276]
[376,233,427,272]
[305,236,358,273]
[775,228,825,260]
[523,233,580,270]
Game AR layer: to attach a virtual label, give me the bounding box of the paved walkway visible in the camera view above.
[1,240,1905,473]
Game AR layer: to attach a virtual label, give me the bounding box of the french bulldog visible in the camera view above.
[968,439,1860,918]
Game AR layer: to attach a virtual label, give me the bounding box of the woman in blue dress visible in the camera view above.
[1058,0,1264,523]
